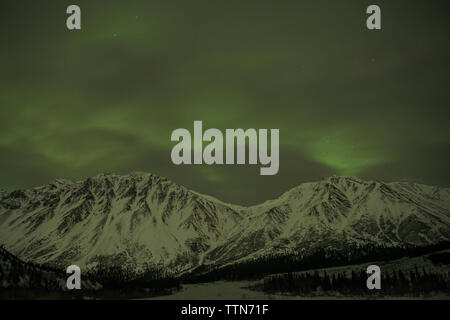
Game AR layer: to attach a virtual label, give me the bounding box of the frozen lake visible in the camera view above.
[146,280,290,300]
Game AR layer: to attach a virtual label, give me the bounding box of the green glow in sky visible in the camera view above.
[0,0,449,205]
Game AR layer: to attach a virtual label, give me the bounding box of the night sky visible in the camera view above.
[1,0,449,205]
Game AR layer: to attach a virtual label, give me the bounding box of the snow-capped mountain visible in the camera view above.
[0,173,449,277]
[204,176,450,266]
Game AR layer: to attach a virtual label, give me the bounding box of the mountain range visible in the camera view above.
[0,173,449,278]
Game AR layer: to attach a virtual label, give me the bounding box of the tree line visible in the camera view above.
[258,264,450,297]
[185,241,450,283]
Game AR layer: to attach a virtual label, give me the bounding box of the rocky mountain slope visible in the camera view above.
[0,173,449,277]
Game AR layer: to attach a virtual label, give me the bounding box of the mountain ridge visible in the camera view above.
[0,172,449,278]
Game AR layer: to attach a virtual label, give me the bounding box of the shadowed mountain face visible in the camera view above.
[0,173,449,277]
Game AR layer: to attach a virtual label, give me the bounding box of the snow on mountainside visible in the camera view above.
[0,172,243,274]
[204,176,450,266]
[0,173,449,277]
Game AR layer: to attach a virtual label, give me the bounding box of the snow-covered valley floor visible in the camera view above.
[145,280,291,300]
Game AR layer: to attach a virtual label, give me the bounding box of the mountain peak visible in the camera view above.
[88,171,167,182]
[326,175,366,184]
[52,178,73,186]
[1,173,449,275]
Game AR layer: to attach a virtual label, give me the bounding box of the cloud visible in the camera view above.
[0,0,449,204]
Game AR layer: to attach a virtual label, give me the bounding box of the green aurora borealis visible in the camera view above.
[0,0,449,204]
